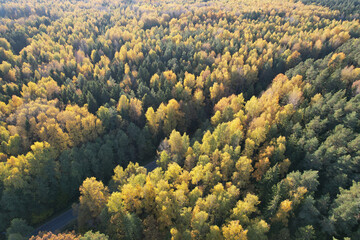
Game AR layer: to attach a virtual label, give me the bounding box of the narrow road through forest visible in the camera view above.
[31,160,157,236]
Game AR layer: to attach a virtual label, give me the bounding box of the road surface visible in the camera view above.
[31,209,76,236]
[144,160,158,172]
[31,160,157,236]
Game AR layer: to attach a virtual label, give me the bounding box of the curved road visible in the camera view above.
[31,160,157,236]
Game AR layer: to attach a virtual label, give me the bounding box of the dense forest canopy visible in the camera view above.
[0,0,359,239]
[298,0,360,20]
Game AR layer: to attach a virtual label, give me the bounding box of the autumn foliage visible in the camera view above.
[0,0,360,239]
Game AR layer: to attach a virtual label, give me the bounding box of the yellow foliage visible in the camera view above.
[222,220,248,240]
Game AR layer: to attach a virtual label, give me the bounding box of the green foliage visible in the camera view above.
[299,0,360,20]
[80,231,109,240]
[330,181,360,238]
[0,0,360,239]
[6,218,33,240]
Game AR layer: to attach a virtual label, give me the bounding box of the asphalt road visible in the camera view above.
[144,159,158,172]
[31,209,76,236]
[31,160,157,236]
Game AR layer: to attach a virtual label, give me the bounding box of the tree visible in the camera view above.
[6,218,33,240]
[117,95,130,115]
[191,206,210,239]
[163,99,184,135]
[206,225,223,240]
[247,220,269,240]
[78,177,110,230]
[272,200,292,226]
[157,151,171,170]
[4,134,22,156]
[80,231,109,240]
[1,0,360,237]
[87,92,98,114]
[145,107,159,134]
[232,156,253,188]
[129,98,143,122]
[97,106,118,131]
[222,220,248,240]
[330,181,360,238]
[30,231,80,240]
[231,194,260,225]
[167,130,190,164]
[110,213,143,240]
[294,225,316,240]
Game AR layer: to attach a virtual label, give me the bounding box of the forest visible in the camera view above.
[0,0,359,239]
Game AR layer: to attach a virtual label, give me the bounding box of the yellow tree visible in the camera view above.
[222,220,248,240]
[145,107,159,134]
[78,177,109,229]
[163,99,184,135]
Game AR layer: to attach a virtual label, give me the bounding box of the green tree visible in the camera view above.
[6,218,33,240]
[330,181,360,238]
